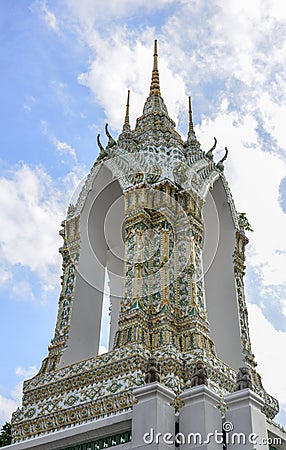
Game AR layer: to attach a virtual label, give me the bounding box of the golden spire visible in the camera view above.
[122,89,131,132]
[125,90,130,125]
[188,96,194,133]
[149,40,161,96]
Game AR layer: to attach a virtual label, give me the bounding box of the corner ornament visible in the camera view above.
[205,137,217,160]
[235,366,253,391]
[216,147,229,171]
[97,134,108,160]
[105,123,117,149]
[144,355,161,383]
[190,360,209,387]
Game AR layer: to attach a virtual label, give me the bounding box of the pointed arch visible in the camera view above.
[202,175,243,370]
[59,164,125,367]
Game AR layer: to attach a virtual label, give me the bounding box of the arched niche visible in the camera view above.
[202,177,243,370]
[59,164,125,368]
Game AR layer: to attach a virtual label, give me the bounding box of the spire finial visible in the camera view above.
[149,40,161,96]
[123,89,131,132]
[188,96,194,133]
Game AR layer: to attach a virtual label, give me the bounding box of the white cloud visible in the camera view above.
[30,0,59,33]
[23,96,36,113]
[197,106,286,294]
[258,91,286,155]
[158,0,286,145]
[0,366,37,425]
[0,394,18,425]
[248,303,286,414]
[0,268,12,286]
[57,0,286,144]
[37,0,58,32]
[65,0,177,26]
[58,0,286,155]
[52,137,77,160]
[0,163,84,296]
[15,366,37,380]
[51,81,74,115]
[11,281,35,301]
[65,0,286,161]
[0,165,63,280]
[41,120,77,161]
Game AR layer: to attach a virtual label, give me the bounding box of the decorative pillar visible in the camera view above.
[179,385,222,450]
[234,228,257,369]
[224,389,268,450]
[132,382,176,450]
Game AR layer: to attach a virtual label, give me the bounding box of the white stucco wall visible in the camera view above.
[59,165,124,367]
[203,177,243,370]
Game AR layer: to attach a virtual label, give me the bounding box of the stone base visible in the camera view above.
[11,345,279,443]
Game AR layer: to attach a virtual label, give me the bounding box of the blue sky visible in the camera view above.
[1,0,286,429]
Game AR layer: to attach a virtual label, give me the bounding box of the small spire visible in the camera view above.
[123,89,131,132]
[185,95,200,149]
[149,40,161,96]
[188,96,194,133]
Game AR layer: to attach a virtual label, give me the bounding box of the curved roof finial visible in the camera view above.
[97,133,108,160]
[188,96,194,133]
[97,133,104,152]
[205,137,217,160]
[149,40,161,96]
[105,124,117,148]
[122,89,131,132]
[216,147,229,171]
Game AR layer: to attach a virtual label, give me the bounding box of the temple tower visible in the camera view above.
[10,41,284,450]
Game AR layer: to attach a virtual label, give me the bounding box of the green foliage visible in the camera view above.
[0,422,12,447]
[238,212,253,232]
